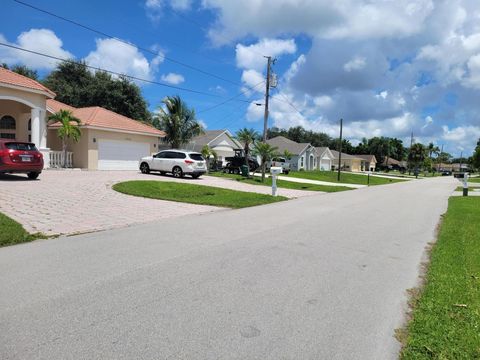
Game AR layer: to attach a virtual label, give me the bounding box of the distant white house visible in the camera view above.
[315,147,335,171]
[266,136,317,171]
[187,129,242,165]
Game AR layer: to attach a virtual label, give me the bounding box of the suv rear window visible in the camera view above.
[5,142,37,151]
[189,153,204,161]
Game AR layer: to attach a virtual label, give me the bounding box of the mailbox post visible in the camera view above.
[462,172,469,197]
[454,172,469,196]
[270,166,282,196]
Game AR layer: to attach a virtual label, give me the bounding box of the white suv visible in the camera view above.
[139,150,207,179]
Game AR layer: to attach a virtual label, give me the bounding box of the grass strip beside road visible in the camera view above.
[285,170,405,185]
[400,197,480,359]
[0,212,46,247]
[113,181,287,208]
[208,172,351,192]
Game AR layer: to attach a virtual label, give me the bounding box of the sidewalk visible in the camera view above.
[252,172,366,189]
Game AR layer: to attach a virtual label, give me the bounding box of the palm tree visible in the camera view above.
[48,110,81,168]
[236,128,259,178]
[201,145,217,173]
[408,143,427,178]
[158,95,204,148]
[253,142,278,182]
[427,142,440,174]
[283,149,293,160]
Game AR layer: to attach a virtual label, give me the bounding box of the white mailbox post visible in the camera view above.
[270,166,283,196]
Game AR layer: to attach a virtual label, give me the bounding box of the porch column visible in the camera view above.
[31,108,40,147]
[39,109,47,149]
[30,108,50,169]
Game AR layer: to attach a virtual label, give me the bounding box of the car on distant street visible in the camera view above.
[267,157,290,174]
[139,150,206,178]
[441,170,452,176]
[0,140,44,179]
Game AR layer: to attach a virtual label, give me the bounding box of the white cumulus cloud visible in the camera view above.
[160,72,185,85]
[84,38,157,80]
[0,28,73,70]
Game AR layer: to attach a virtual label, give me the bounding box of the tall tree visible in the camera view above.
[408,143,427,176]
[158,95,204,149]
[43,61,151,122]
[48,110,82,168]
[253,142,278,182]
[473,138,480,170]
[236,128,259,177]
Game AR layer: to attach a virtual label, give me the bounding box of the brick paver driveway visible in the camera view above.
[0,170,317,236]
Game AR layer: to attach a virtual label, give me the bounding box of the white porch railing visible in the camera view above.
[50,151,73,168]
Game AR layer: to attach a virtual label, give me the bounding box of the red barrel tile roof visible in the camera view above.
[0,67,55,97]
[47,99,165,137]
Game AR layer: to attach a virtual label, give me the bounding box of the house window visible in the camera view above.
[0,115,16,139]
[0,133,15,139]
[300,156,304,167]
[28,119,31,142]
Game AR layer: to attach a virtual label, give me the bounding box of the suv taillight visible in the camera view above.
[185,159,194,164]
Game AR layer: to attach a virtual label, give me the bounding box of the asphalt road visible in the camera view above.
[0,176,456,359]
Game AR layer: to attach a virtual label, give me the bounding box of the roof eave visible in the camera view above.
[0,81,55,99]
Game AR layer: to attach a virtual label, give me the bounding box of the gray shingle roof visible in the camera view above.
[356,154,377,163]
[315,147,329,157]
[189,130,241,152]
[330,150,364,160]
[266,136,310,155]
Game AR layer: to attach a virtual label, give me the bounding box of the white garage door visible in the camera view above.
[320,159,331,171]
[98,140,150,170]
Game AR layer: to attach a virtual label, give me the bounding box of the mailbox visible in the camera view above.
[270,166,283,175]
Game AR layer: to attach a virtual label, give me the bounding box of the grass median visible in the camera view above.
[207,172,352,192]
[400,197,480,359]
[113,180,287,208]
[285,170,405,186]
[0,212,46,247]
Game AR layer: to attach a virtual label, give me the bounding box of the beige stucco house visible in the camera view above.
[331,150,363,172]
[0,67,165,170]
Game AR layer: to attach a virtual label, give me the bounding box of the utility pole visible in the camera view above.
[262,56,272,142]
[337,118,343,181]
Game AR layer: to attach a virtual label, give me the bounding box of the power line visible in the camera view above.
[197,80,265,114]
[13,0,304,113]
[0,42,252,102]
[271,89,305,118]
[13,0,245,87]
[167,7,266,58]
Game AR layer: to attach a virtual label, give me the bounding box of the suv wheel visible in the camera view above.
[27,172,39,180]
[140,162,150,174]
[172,166,183,178]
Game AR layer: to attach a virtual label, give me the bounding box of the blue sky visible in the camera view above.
[1,0,480,157]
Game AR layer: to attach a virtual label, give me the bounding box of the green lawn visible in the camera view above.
[400,197,480,359]
[113,180,287,208]
[0,212,45,247]
[207,172,352,192]
[470,177,480,183]
[285,170,405,186]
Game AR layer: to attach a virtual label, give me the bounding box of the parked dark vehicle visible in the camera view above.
[441,170,452,176]
[224,149,259,174]
[0,140,43,179]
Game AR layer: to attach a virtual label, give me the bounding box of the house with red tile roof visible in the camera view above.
[0,67,165,170]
